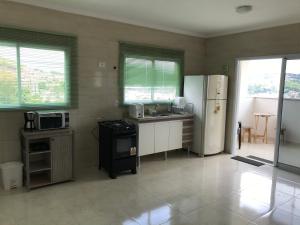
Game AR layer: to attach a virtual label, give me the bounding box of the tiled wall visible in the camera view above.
[0,2,205,170]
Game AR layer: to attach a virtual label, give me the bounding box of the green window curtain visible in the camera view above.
[0,27,77,110]
[124,57,153,103]
[0,43,18,106]
[153,60,181,101]
[120,43,184,104]
[19,46,70,106]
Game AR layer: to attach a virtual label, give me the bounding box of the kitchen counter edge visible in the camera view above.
[126,114,194,123]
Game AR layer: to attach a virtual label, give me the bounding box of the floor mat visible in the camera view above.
[247,155,273,164]
[231,156,264,167]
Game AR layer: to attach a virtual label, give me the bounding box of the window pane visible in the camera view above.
[124,57,152,103]
[20,47,67,105]
[239,59,282,98]
[153,60,180,101]
[0,44,18,106]
[284,60,300,99]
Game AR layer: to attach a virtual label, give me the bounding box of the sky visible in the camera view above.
[286,59,300,74]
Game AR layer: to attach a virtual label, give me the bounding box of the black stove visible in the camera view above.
[100,120,136,134]
[98,120,137,179]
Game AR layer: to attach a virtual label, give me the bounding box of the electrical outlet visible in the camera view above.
[96,116,103,121]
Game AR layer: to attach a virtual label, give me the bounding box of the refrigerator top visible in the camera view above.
[207,75,228,100]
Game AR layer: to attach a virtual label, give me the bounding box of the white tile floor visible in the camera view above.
[237,142,275,162]
[278,142,300,168]
[2,151,300,225]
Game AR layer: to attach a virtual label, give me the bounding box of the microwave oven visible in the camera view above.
[34,111,70,130]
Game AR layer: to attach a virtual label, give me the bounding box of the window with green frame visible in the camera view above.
[0,27,77,110]
[120,43,184,104]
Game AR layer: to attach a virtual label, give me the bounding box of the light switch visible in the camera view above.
[98,61,106,68]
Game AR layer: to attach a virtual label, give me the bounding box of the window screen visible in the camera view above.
[120,43,184,104]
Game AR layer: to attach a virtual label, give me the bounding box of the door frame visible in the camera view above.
[274,55,300,167]
[273,58,286,167]
[230,54,299,166]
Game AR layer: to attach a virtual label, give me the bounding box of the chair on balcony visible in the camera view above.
[242,126,252,143]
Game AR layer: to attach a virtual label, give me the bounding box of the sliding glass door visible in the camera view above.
[277,58,300,168]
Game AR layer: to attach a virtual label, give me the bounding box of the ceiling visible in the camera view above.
[8,0,300,37]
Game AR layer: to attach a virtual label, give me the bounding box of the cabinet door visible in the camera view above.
[51,135,73,183]
[154,121,170,153]
[169,121,183,150]
[138,123,155,156]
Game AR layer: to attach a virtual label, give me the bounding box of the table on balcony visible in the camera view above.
[253,112,276,144]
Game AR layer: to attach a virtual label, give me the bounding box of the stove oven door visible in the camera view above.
[113,133,137,159]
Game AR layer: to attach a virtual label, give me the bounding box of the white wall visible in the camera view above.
[281,99,300,143]
[238,97,254,127]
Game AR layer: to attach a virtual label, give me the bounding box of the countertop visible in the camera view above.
[127,113,193,123]
[21,128,73,137]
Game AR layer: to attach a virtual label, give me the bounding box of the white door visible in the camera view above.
[138,123,155,156]
[169,120,183,150]
[278,58,300,168]
[154,121,170,153]
[204,100,227,155]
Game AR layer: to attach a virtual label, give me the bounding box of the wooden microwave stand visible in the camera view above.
[20,129,74,190]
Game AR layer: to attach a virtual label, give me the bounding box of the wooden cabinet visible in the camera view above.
[138,123,155,156]
[154,121,170,153]
[51,135,73,183]
[21,129,74,189]
[169,120,183,150]
[138,120,183,157]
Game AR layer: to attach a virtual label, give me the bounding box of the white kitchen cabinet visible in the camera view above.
[138,120,184,157]
[168,120,183,150]
[138,123,155,156]
[154,121,170,153]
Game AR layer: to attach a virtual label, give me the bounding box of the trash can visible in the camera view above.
[0,161,23,190]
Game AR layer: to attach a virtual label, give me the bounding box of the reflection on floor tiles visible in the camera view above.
[254,208,300,225]
[238,142,275,162]
[2,151,300,225]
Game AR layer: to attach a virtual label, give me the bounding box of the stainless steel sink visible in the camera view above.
[140,112,191,121]
[157,113,170,117]
[148,113,176,117]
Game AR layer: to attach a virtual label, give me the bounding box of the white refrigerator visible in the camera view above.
[184,75,228,156]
